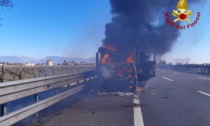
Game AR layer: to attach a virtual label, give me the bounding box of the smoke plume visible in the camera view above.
[102,0,199,59]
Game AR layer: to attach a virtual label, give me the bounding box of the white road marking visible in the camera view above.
[70,82,77,86]
[173,72,181,75]
[198,91,210,97]
[133,95,144,126]
[79,80,84,83]
[198,77,210,81]
[163,77,173,82]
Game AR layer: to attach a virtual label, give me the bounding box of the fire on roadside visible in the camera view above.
[101,44,134,65]
[101,44,116,64]
[102,53,111,64]
[102,44,116,51]
[126,50,134,63]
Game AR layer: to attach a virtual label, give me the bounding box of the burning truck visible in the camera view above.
[96,45,156,92]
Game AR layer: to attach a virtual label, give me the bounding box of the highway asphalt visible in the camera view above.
[39,69,210,126]
[39,79,141,126]
[141,69,210,126]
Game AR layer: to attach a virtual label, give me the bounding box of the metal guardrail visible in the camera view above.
[157,64,210,75]
[0,71,96,126]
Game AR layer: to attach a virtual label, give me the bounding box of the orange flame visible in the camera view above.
[117,70,124,77]
[126,51,134,63]
[102,53,111,64]
[101,44,116,64]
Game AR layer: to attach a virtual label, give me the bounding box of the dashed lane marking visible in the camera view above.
[133,95,144,126]
[173,72,181,75]
[163,77,174,82]
[198,77,210,81]
[198,91,210,97]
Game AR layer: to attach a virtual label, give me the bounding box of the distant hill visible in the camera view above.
[0,56,95,64]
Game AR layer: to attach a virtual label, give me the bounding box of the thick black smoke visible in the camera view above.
[102,0,198,59]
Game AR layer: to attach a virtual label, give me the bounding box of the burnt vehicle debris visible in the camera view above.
[96,45,156,92]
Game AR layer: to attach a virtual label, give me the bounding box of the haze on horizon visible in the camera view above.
[0,0,209,64]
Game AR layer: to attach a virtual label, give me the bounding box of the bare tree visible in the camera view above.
[0,0,13,25]
[0,0,13,7]
[174,58,191,65]
[174,59,179,64]
[185,57,191,64]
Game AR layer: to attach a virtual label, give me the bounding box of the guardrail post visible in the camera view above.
[67,84,71,88]
[1,104,7,116]
[55,88,58,95]
[34,94,39,118]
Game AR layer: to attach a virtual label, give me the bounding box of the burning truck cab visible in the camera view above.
[96,46,156,92]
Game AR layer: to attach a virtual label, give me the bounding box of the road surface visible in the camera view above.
[141,69,210,126]
[37,79,143,126]
[39,69,210,126]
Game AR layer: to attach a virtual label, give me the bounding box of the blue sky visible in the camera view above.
[0,0,111,59]
[0,0,209,64]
